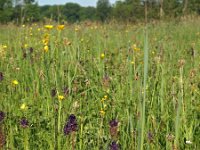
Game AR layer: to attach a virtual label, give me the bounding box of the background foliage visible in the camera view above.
[0,0,200,23]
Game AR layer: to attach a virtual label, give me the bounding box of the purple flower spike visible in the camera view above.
[0,111,5,123]
[63,114,78,135]
[109,120,118,127]
[110,141,119,150]
[20,118,29,128]
[0,72,3,82]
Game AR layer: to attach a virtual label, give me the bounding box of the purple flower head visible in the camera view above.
[63,114,78,135]
[51,88,57,97]
[20,117,29,128]
[63,87,69,95]
[110,141,119,150]
[69,114,76,123]
[0,72,3,82]
[0,111,5,123]
[147,131,154,143]
[64,123,71,135]
[29,47,33,54]
[109,120,118,128]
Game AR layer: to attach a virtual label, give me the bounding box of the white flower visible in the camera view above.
[185,140,192,144]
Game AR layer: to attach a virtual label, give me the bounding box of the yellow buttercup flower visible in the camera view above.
[58,95,64,101]
[2,45,7,49]
[20,103,28,110]
[12,80,19,85]
[44,45,49,52]
[57,25,65,30]
[100,109,105,116]
[44,25,53,30]
[101,53,105,59]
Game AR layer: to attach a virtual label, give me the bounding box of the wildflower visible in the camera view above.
[147,131,154,143]
[185,140,192,144]
[109,120,118,127]
[166,133,175,142]
[110,141,119,150]
[44,45,49,52]
[132,44,140,51]
[2,45,7,49]
[51,88,57,98]
[99,109,105,117]
[109,119,118,138]
[63,114,78,135]
[75,27,79,32]
[57,25,65,30]
[12,80,19,85]
[0,72,3,82]
[44,25,53,30]
[29,47,33,54]
[101,53,105,59]
[43,39,49,46]
[20,117,29,128]
[184,138,192,144]
[24,44,28,49]
[20,103,28,110]
[58,95,64,101]
[0,127,6,148]
[63,87,69,96]
[0,111,5,123]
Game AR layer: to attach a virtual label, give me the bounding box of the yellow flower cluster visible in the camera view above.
[57,25,65,30]
[42,34,50,52]
[58,95,65,101]
[44,25,53,30]
[132,44,140,51]
[99,95,108,117]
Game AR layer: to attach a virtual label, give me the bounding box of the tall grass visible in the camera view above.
[0,19,199,149]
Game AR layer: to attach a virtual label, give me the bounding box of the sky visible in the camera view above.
[38,0,119,7]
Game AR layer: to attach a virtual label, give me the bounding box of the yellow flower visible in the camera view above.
[100,109,105,116]
[57,25,65,30]
[2,45,7,49]
[43,39,49,46]
[58,95,64,101]
[12,80,19,85]
[101,98,105,102]
[44,25,53,30]
[75,27,79,32]
[44,45,49,52]
[132,44,140,51]
[100,53,105,59]
[20,103,28,110]
[24,44,28,48]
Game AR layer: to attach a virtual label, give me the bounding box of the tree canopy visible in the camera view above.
[0,0,200,23]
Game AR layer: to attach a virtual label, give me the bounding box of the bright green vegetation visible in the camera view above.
[0,19,199,150]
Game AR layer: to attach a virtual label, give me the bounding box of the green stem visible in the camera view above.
[139,27,148,150]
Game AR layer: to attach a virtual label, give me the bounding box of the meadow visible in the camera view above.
[0,18,199,150]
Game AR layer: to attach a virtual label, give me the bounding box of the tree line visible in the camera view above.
[0,0,200,23]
